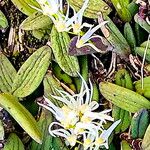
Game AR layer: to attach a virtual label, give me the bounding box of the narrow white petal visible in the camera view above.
[44,97,60,111]
[51,95,71,106]
[89,78,93,103]
[77,0,89,23]
[81,21,108,42]
[100,109,112,114]
[80,26,93,42]
[82,42,105,53]
[78,74,90,104]
[57,90,77,107]
[51,130,69,138]
[38,102,62,119]
[49,122,64,136]
[100,120,121,140]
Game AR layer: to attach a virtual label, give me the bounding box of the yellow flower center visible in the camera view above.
[55,21,66,32]
[76,39,84,48]
[79,104,90,114]
[75,127,85,134]
[67,135,77,146]
[83,138,92,147]
[95,137,105,145]
[81,115,92,123]
[72,23,81,34]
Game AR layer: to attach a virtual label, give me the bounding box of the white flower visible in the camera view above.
[83,132,95,150]
[49,123,78,146]
[51,9,72,32]
[76,21,108,52]
[32,0,93,33]
[38,97,79,129]
[38,74,102,127]
[93,120,121,150]
[48,121,99,147]
[32,0,71,32]
[70,0,93,34]
[51,0,92,33]
[38,74,121,148]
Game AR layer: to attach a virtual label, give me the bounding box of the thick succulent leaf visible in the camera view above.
[67,0,111,18]
[0,53,17,93]
[0,93,42,144]
[12,46,52,98]
[3,133,24,150]
[30,110,53,150]
[0,10,8,29]
[50,26,80,77]
[20,12,52,30]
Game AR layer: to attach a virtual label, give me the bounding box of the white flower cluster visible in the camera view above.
[31,0,108,52]
[38,75,121,149]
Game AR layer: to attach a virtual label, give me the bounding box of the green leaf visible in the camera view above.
[20,12,52,30]
[12,46,52,98]
[110,0,132,22]
[67,0,111,19]
[4,133,24,150]
[0,53,17,93]
[0,10,8,29]
[134,14,150,33]
[0,93,42,144]
[30,110,53,150]
[50,26,80,77]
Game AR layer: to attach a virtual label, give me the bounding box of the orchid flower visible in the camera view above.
[76,21,108,52]
[33,0,72,32]
[33,0,93,33]
[83,132,95,150]
[93,120,121,150]
[51,0,92,33]
[38,97,79,129]
[49,121,100,147]
[70,0,93,34]
[49,123,78,146]
[38,74,121,148]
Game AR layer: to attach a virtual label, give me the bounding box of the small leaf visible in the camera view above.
[4,133,24,150]
[101,16,131,59]
[134,14,150,33]
[135,47,150,63]
[67,0,111,18]
[20,12,52,30]
[10,0,40,16]
[100,82,150,113]
[0,53,17,93]
[142,124,150,150]
[50,26,80,77]
[110,0,132,22]
[0,10,8,29]
[30,110,53,150]
[43,72,63,107]
[0,93,42,143]
[12,46,52,98]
